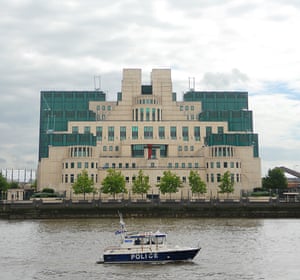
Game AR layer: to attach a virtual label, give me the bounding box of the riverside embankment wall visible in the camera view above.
[1,200,300,219]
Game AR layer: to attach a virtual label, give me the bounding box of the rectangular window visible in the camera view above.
[159,126,165,139]
[211,174,214,183]
[182,163,185,168]
[175,163,179,168]
[96,126,102,141]
[146,108,150,121]
[132,126,138,139]
[168,163,172,168]
[216,162,221,168]
[217,173,221,182]
[70,174,74,183]
[170,126,176,140]
[160,145,167,158]
[84,126,90,134]
[131,144,144,158]
[120,126,126,140]
[210,162,214,168]
[108,126,114,141]
[188,163,192,168]
[195,163,199,168]
[144,126,153,139]
[182,126,189,141]
[218,126,224,134]
[140,108,144,121]
[152,108,156,121]
[77,162,82,169]
[206,126,212,137]
[194,126,200,141]
[231,173,235,182]
[84,162,88,168]
[72,126,78,134]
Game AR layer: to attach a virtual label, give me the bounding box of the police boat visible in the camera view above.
[101,214,201,264]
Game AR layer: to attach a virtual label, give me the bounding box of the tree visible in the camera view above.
[218,171,234,198]
[9,181,19,189]
[132,170,151,199]
[42,188,55,193]
[101,169,127,199]
[72,170,95,200]
[157,170,182,199]
[0,173,9,199]
[262,167,287,190]
[188,170,207,197]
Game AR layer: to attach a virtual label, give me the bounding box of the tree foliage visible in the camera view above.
[0,173,9,199]
[157,170,182,198]
[188,170,207,196]
[262,167,288,190]
[101,169,127,199]
[132,170,151,199]
[218,171,234,197]
[9,181,19,189]
[72,169,95,200]
[42,188,55,193]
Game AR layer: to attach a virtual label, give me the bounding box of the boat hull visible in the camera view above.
[103,248,200,264]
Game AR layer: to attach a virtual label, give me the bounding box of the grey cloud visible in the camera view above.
[201,69,249,90]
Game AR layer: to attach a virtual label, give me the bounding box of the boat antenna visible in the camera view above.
[116,211,127,234]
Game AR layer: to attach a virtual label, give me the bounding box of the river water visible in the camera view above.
[0,218,299,280]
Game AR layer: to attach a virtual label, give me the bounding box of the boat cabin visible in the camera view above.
[121,232,167,247]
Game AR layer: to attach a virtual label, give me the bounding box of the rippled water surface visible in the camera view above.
[1,218,299,280]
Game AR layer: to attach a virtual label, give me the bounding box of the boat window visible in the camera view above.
[156,237,165,244]
[134,238,141,245]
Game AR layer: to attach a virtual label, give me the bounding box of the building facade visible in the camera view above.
[37,68,261,199]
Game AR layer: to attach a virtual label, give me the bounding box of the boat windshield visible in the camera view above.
[131,235,166,245]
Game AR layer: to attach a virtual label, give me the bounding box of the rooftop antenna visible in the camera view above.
[94,75,101,91]
[188,77,195,91]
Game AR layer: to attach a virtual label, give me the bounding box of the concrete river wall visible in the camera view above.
[1,199,300,219]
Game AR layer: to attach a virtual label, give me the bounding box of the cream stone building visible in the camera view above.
[37,68,261,199]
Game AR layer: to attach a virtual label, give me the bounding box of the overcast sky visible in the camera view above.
[0,0,299,176]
